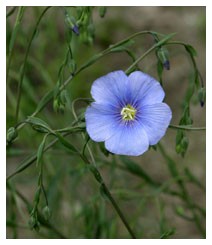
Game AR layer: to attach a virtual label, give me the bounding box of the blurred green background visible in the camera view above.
[6,6,206,238]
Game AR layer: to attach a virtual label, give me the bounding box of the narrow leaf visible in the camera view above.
[55,132,78,153]
[120,156,157,186]
[27,116,52,133]
[34,89,54,114]
[110,39,134,52]
[36,134,48,167]
[185,44,197,57]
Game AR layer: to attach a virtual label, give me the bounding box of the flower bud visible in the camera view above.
[65,12,79,36]
[198,87,206,107]
[157,47,170,70]
[42,206,51,221]
[99,7,107,18]
[7,127,18,144]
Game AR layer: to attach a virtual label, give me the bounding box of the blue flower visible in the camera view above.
[85,70,172,156]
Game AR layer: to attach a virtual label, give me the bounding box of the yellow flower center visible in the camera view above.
[121,104,137,121]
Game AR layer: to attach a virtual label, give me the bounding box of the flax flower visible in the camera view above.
[85,70,172,156]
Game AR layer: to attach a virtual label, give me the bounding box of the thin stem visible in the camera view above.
[158,143,206,237]
[78,152,137,238]
[12,30,166,133]
[101,183,136,238]
[125,33,176,74]
[6,185,67,239]
[125,45,156,74]
[71,98,95,164]
[169,124,206,131]
[6,7,17,18]
[69,100,137,237]
[15,7,51,124]
[166,41,204,88]
[6,7,25,83]
[15,74,73,132]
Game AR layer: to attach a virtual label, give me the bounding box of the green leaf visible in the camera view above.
[155,33,176,47]
[55,132,78,153]
[34,89,54,114]
[185,44,197,57]
[120,156,157,186]
[27,116,52,133]
[160,228,176,239]
[36,134,48,167]
[110,39,134,52]
[184,167,205,191]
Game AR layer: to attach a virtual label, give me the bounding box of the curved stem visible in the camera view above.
[79,152,137,238]
[125,33,176,74]
[166,41,204,88]
[75,30,164,75]
[12,30,167,133]
[15,7,51,124]
[70,99,136,237]
[6,7,17,18]
[169,124,206,131]
[6,7,25,83]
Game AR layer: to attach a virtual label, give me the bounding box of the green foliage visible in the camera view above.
[6,6,205,239]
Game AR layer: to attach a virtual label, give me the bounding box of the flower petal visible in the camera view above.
[128,71,165,106]
[85,103,120,142]
[91,70,130,107]
[105,121,149,156]
[138,103,172,145]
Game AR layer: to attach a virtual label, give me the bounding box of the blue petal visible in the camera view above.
[128,71,165,106]
[91,70,130,107]
[105,121,149,156]
[138,103,172,145]
[85,103,120,142]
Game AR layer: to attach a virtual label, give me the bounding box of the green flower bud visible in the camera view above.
[198,87,206,107]
[42,206,51,221]
[7,127,18,144]
[99,7,107,18]
[157,47,170,70]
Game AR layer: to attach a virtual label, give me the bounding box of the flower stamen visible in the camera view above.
[121,104,137,121]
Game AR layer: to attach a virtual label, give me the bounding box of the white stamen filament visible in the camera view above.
[121,105,136,121]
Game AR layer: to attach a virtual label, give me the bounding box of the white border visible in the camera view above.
[2,0,209,7]
[2,0,210,243]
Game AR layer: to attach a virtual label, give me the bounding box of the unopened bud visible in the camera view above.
[64,12,80,36]
[42,206,51,221]
[99,7,107,18]
[157,47,170,70]
[7,127,18,144]
[198,87,206,107]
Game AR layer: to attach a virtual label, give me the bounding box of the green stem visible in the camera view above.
[6,7,25,83]
[75,30,161,76]
[169,124,206,131]
[82,155,137,238]
[6,185,67,239]
[101,183,136,238]
[158,143,206,237]
[6,7,17,18]
[12,30,167,132]
[166,41,204,88]
[125,33,176,74]
[70,100,136,238]
[15,7,51,124]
